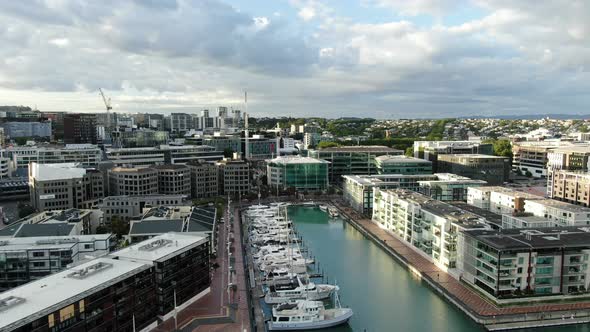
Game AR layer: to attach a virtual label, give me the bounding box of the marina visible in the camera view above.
[244,201,590,332]
[244,202,353,331]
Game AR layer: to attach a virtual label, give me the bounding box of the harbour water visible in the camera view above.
[289,205,590,332]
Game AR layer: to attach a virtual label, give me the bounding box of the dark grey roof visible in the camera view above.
[187,206,215,233]
[449,202,503,228]
[15,223,75,237]
[129,220,184,235]
[464,226,590,250]
[0,222,23,237]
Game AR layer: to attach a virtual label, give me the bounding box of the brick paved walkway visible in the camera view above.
[333,201,590,319]
[154,205,250,332]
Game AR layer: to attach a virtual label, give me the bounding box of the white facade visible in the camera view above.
[524,199,590,227]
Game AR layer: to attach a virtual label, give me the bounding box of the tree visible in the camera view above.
[223,148,234,158]
[525,171,533,178]
[317,141,339,149]
[17,202,35,218]
[405,147,414,157]
[491,139,512,158]
[110,216,130,238]
[95,225,109,234]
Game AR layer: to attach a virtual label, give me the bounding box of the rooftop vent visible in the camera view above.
[138,239,173,251]
[67,262,113,279]
[0,296,25,312]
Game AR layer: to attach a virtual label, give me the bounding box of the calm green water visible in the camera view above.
[289,206,590,332]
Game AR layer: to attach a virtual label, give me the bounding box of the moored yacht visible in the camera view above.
[267,298,353,330]
[264,276,338,304]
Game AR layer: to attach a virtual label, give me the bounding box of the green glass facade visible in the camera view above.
[267,157,329,191]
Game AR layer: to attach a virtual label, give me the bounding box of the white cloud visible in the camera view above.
[0,0,588,118]
[369,0,458,17]
[298,7,316,21]
[48,38,69,47]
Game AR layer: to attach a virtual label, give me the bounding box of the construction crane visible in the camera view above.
[99,88,112,130]
[98,88,120,147]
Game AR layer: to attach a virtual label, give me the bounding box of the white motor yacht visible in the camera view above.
[267,298,353,330]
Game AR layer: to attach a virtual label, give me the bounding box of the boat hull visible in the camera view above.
[267,309,353,331]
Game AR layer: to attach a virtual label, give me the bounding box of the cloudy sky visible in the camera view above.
[0,0,588,118]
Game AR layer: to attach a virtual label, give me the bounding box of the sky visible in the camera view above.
[0,0,588,119]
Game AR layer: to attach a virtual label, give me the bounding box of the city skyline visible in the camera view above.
[0,1,588,118]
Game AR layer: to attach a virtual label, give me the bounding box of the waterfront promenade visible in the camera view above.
[332,200,590,330]
[153,205,250,332]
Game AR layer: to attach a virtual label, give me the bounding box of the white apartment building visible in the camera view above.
[1,144,102,173]
[372,189,491,271]
[524,199,590,227]
[105,145,223,168]
[467,186,543,214]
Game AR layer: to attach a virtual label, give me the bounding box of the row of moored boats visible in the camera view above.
[245,203,353,331]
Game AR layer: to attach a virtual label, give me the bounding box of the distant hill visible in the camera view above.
[459,114,590,120]
[0,106,33,112]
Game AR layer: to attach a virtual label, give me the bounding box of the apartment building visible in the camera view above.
[547,146,590,197]
[187,160,219,199]
[98,194,189,222]
[105,144,223,168]
[308,146,403,183]
[512,141,590,178]
[266,156,329,192]
[372,189,492,270]
[2,209,104,236]
[112,233,210,320]
[1,144,102,173]
[343,173,485,216]
[458,227,590,300]
[467,186,590,227]
[216,158,250,197]
[153,164,191,195]
[0,233,210,332]
[0,234,115,291]
[29,163,105,211]
[413,140,493,171]
[417,174,487,202]
[524,198,590,227]
[437,154,510,185]
[1,121,52,139]
[243,135,279,160]
[467,186,544,214]
[108,167,158,196]
[550,170,590,206]
[64,113,97,144]
[374,155,433,175]
[166,112,192,133]
[1,257,158,332]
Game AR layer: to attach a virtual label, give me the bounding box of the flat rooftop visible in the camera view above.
[315,145,402,153]
[113,232,207,264]
[110,167,157,173]
[266,156,329,165]
[550,146,590,154]
[0,234,112,251]
[465,226,590,250]
[449,202,503,228]
[528,198,590,213]
[0,257,150,331]
[343,174,437,186]
[375,155,432,164]
[30,162,86,181]
[439,154,507,159]
[470,186,545,200]
[384,189,492,229]
[152,164,190,170]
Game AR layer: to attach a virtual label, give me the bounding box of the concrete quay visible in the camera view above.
[332,200,590,331]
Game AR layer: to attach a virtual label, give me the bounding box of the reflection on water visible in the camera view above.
[289,206,590,332]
